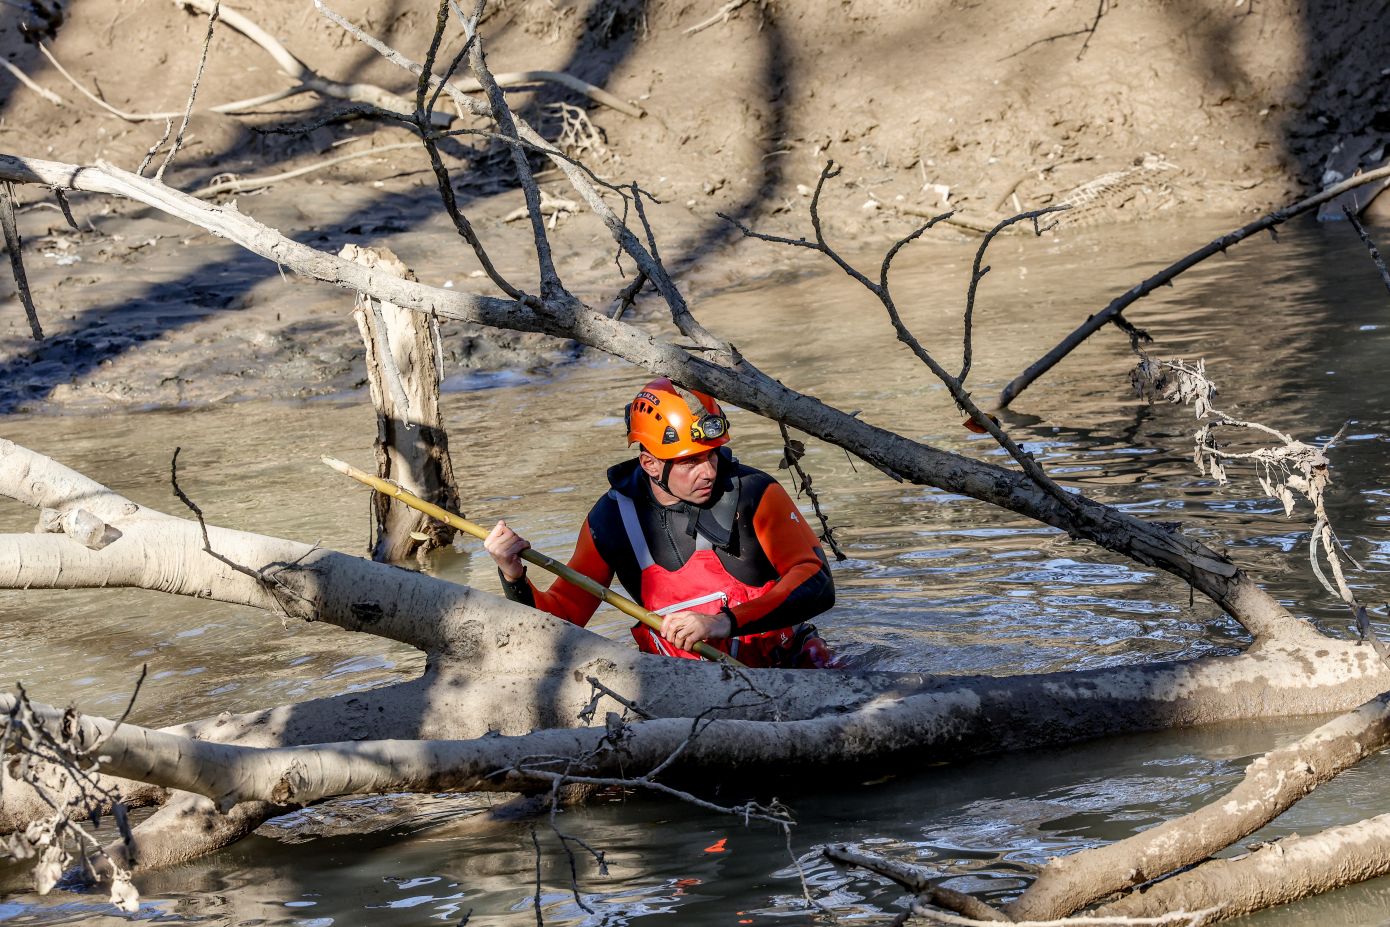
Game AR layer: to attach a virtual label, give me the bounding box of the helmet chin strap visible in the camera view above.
[655,458,674,494]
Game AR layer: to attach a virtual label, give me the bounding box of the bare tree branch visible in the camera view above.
[0,57,63,105]
[1342,203,1390,297]
[999,164,1390,408]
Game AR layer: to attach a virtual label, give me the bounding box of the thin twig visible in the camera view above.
[156,1,220,182]
[1342,204,1390,297]
[607,268,648,319]
[170,447,308,617]
[314,0,529,305]
[959,207,1069,383]
[0,182,42,340]
[50,187,76,229]
[0,58,64,105]
[87,664,147,754]
[38,41,301,123]
[578,675,653,723]
[192,142,421,198]
[684,0,754,35]
[998,0,1109,62]
[137,120,173,178]
[530,824,545,926]
[727,163,1081,515]
[466,16,565,299]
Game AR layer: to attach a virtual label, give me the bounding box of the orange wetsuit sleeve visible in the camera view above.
[498,520,613,628]
[728,481,835,635]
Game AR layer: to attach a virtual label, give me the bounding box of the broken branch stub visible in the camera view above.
[342,243,460,563]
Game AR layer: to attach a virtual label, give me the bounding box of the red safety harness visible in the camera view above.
[609,488,826,667]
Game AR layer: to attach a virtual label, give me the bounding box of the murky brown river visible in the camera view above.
[2,213,1390,925]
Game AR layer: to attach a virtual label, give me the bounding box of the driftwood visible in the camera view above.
[191,141,422,198]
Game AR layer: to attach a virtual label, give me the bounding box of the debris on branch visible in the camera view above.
[1,682,142,912]
[1130,352,1375,644]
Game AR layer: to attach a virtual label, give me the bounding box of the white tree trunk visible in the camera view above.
[343,243,460,563]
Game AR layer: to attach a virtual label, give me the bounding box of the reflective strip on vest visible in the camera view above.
[609,489,654,570]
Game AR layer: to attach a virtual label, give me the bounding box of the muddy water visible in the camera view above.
[2,215,1390,924]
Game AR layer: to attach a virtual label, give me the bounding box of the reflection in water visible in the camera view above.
[2,217,1390,923]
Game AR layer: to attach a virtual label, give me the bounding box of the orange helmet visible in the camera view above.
[625,378,731,459]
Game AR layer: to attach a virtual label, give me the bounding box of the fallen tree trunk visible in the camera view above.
[3,437,1388,876]
[9,646,1390,815]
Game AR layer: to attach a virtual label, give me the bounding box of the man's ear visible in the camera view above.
[638,452,662,479]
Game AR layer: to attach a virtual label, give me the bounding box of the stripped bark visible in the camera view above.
[343,244,460,563]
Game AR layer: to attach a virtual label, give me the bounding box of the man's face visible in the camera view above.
[641,449,719,504]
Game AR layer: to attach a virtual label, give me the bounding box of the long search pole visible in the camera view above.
[321,456,745,667]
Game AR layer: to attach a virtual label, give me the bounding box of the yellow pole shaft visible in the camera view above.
[321,456,745,667]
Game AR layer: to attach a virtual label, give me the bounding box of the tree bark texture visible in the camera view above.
[342,243,460,563]
[1008,691,1390,920]
[1091,813,1390,925]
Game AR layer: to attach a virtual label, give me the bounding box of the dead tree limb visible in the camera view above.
[153,0,220,182]
[191,141,421,197]
[0,58,64,105]
[997,164,1390,409]
[724,164,1080,520]
[311,2,724,351]
[1007,691,1390,920]
[37,42,304,122]
[823,845,1008,922]
[1089,813,1390,926]
[684,0,755,35]
[176,0,451,125]
[6,441,1390,798]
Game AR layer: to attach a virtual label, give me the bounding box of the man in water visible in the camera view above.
[484,378,837,668]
